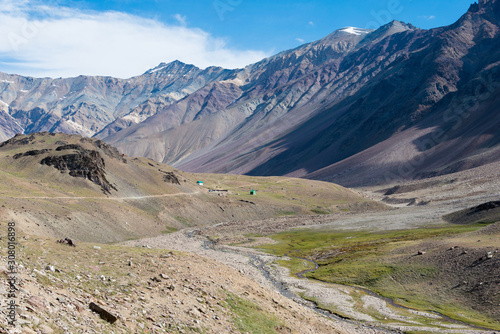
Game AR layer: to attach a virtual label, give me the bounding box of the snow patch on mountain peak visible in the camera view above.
[65,119,94,137]
[149,65,168,74]
[122,113,149,124]
[340,27,369,36]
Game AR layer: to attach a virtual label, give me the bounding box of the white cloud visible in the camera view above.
[295,38,305,43]
[419,15,436,21]
[173,13,187,26]
[308,21,314,26]
[0,0,269,78]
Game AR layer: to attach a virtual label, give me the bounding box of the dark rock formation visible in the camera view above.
[40,148,117,194]
[56,144,84,151]
[444,201,500,225]
[470,201,500,214]
[162,171,180,184]
[0,133,37,148]
[90,139,127,163]
[13,149,52,159]
[89,302,118,324]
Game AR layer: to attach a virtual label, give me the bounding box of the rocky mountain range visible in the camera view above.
[1,0,500,186]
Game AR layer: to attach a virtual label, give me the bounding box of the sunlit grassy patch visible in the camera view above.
[224,292,283,334]
[275,210,296,216]
[256,223,500,330]
[275,257,316,276]
[310,208,330,215]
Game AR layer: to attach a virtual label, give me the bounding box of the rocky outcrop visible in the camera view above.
[13,149,52,159]
[88,139,127,163]
[55,144,83,151]
[161,171,181,184]
[40,146,117,194]
[0,133,39,147]
[444,201,500,225]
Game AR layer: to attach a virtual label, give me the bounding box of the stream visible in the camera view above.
[194,233,400,334]
[191,231,495,333]
[284,249,495,332]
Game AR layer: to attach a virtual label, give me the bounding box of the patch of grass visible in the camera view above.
[174,215,193,227]
[310,208,330,215]
[275,210,296,216]
[224,292,282,334]
[310,262,438,287]
[162,225,178,234]
[405,300,499,330]
[259,225,485,257]
[256,223,500,330]
[275,257,316,276]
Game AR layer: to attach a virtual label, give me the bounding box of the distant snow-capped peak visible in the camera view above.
[340,27,370,36]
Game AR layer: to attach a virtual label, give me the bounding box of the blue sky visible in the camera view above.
[0,0,475,78]
[75,0,474,50]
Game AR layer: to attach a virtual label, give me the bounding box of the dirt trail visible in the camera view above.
[0,190,201,200]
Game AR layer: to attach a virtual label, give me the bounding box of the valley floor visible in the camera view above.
[121,225,497,333]
[121,167,500,333]
[1,144,499,333]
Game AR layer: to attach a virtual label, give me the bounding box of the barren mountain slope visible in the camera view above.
[179,0,500,185]
[2,1,499,186]
[0,61,235,139]
[107,0,500,185]
[102,26,374,164]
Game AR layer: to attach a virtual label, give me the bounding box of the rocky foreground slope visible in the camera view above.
[0,227,377,334]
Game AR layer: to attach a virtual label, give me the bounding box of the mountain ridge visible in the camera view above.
[2,1,500,186]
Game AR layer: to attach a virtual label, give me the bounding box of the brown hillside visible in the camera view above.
[0,132,381,243]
